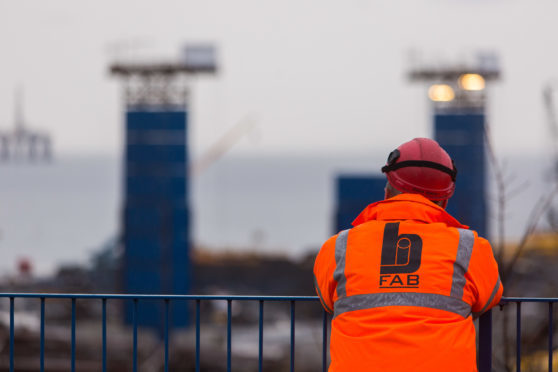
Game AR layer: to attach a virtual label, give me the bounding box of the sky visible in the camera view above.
[0,0,558,160]
[0,0,557,275]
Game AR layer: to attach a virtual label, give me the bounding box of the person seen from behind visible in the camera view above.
[314,137,503,371]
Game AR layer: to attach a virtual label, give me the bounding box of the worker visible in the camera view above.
[314,138,503,372]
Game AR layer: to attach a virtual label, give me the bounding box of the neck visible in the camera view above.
[385,187,447,210]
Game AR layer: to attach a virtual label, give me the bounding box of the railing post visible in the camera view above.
[290,300,295,372]
[9,297,14,372]
[549,302,554,372]
[227,299,232,372]
[516,302,522,372]
[102,298,107,372]
[133,299,138,372]
[195,299,200,372]
[40,297,45,372]
[322,310,328,372]
[71,298,76,372]
[478,310,493,372]
[164,299,169,372]
[258,300,264,372]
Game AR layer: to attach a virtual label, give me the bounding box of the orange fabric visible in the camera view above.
[314,194,503,372]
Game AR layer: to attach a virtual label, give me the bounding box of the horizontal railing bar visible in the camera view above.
[0,293,321,301]
[1,294,556,304]
[0,294,556,305]
[500,298,558,303]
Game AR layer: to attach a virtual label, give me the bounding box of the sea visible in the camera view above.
[0,151,551,276]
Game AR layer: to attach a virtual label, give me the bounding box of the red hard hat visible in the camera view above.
[381,138,457,200]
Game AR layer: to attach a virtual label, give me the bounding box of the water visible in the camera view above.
[0,151,550,276]
[0,156,120,276]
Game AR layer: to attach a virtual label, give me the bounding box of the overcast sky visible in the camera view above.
[1,0,557,159]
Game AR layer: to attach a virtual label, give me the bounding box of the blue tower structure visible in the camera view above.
[334,175,385,232]
[123,108,190,328]
[409,53,500,239]
[111,47,217,330]
[435,110,487,237]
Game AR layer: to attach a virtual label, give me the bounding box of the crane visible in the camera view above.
[190,116,258,176]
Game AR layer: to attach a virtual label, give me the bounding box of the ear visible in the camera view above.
[384,184,394,200]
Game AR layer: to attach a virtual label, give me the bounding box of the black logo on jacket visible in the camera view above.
[379,222,422,288]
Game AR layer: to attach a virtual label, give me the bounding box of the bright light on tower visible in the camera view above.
[428,84,455,102]
[458,74,485,91]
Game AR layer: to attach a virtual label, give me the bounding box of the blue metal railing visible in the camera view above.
[0,294,327,372]
[481,297,558,372]
[1,294,555,372]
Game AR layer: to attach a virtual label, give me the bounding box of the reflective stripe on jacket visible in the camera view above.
[314,194,503,372]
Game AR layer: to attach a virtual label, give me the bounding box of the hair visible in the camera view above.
[385,182,401,197]
[385,181,447,208]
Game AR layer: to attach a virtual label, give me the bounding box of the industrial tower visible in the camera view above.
[409,53,500,238]
[335,53,500,239]
[111,46,217,329]
[0,89,52,162]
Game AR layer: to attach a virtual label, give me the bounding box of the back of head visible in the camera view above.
[381,138,457,201]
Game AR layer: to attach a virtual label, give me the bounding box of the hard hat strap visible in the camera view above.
[382,160,457,182]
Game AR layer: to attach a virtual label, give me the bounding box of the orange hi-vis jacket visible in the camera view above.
[314,194,503,372]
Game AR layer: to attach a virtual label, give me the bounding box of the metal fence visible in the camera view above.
[1,294,555,372]
[0,294,327,372]
[479,297,558,372]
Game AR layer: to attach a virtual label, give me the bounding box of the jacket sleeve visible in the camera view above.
[313,234,338,314]
[466,235,504,318]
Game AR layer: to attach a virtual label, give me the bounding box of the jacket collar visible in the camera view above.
[352,193,468,229]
